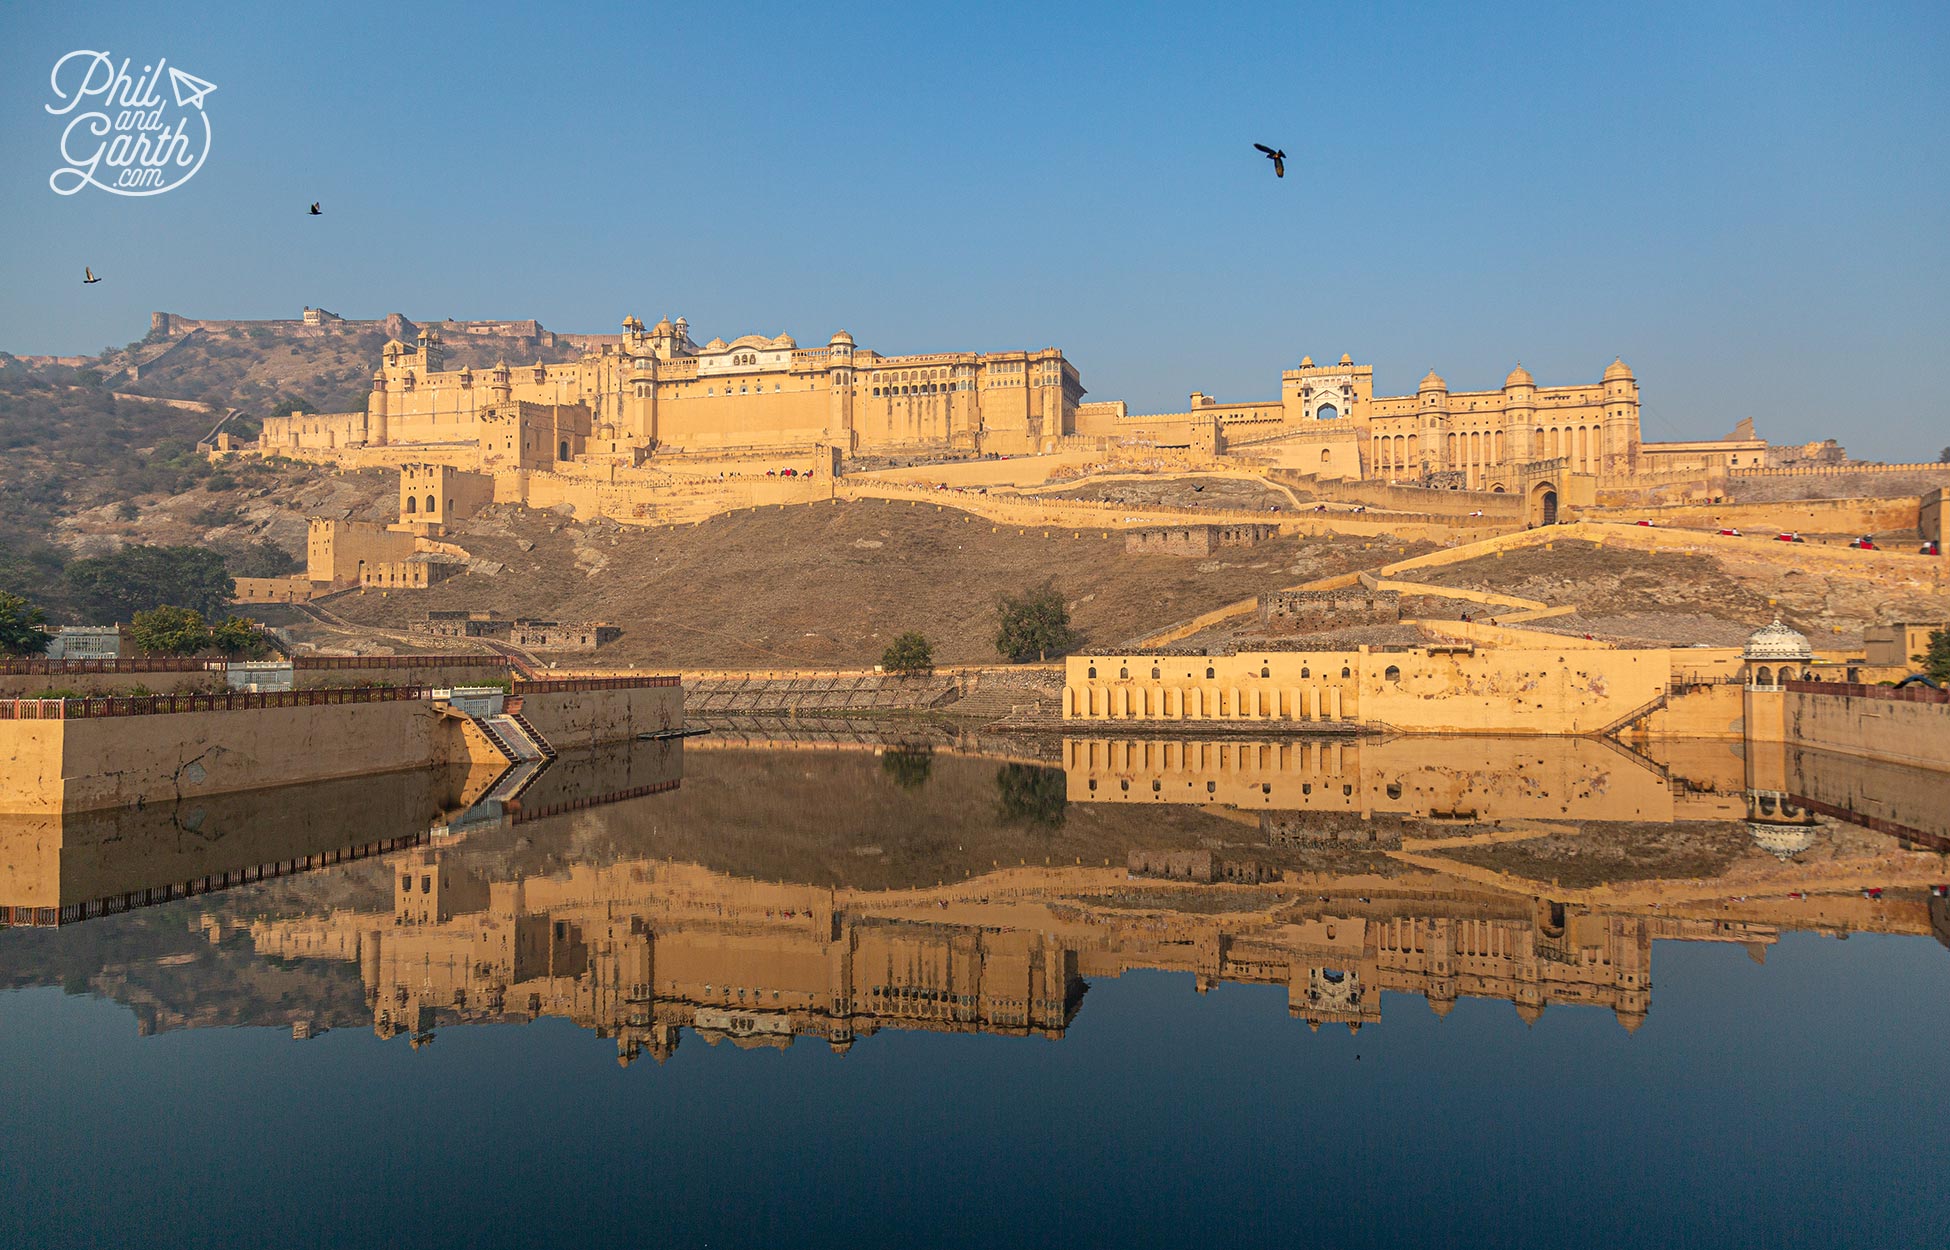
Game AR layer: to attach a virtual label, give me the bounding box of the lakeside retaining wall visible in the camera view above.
[512,677,683,750]
[0,677,684,815]
[1770,680,1950,774]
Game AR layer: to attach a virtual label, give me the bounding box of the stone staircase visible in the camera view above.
[475,712,556,804]
[939,669,1067,724]
[683,673,957,716]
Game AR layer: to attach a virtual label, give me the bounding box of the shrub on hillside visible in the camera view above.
[994,582,1080,663]
[66,545,234,621]
[882,631,934,676]
[127,605,265,658]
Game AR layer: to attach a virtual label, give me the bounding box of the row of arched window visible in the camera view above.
[1084,663,1353,681]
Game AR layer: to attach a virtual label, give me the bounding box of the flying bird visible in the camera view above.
[1254,143,1286,178]
[83,267,99,284]
[309,202,322,215]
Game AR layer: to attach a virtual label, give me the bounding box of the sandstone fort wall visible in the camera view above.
[1771,681,1950,774]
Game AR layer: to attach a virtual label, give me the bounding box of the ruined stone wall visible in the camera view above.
[1259,589,1401,634]
[1124,524,1277,557]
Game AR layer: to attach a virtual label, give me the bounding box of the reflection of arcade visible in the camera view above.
[1064,736,1750,831]
[248,844,1940,1059]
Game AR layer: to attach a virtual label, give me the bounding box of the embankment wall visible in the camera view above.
[1770,682,1950,774]
[1588,497,1921,535]
[515,680,684,750]
[0,698,443,816]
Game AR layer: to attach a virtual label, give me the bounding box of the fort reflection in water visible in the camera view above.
[3,733,1946,1057]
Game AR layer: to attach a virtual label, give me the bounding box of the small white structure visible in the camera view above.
[1743,618,1813,687]
[45,626,120,660]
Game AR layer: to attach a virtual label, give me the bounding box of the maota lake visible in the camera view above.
[2,730,1947,1248]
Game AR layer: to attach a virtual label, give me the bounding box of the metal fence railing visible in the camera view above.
[0,686,436,720]
[293,655,508,671]
[1782,679,1948,705]
[513,676,681,695]
[3,654,508,676]
[0,657,218,675]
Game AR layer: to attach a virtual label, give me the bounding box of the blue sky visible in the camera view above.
[2,0,1945,459]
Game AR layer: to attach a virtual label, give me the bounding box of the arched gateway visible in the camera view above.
[1529,482,1558,526]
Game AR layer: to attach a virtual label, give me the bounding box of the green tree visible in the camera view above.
[880,746,934,790]
[995,763,1067,828]
[220,539,300,579]
[1922,628,1950,684]
[0,591,54,656]
[128,606,213,656]
[65,545,234,621]
[882,631,934,676]
[994,582,1080,663]
[209,615,266,658]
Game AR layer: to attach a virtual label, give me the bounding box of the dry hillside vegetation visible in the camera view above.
[113,325,584,416]
[1404,539,1950,646]
[325,499,1431,666]
[1037,475,1294,512]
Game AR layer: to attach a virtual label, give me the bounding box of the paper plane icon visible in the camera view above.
[168,67,218,110]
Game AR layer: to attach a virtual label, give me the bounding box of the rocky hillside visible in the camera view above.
[0,364,392,619]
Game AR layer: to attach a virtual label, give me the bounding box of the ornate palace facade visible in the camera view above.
[258,314,1778,490]
[263,318,1084,460]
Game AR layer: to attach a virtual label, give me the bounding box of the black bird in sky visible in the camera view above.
[1253,143,1286,178]
[82,267,100,284]
[309,202,322,215]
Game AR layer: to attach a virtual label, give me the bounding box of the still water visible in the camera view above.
[3,732,1947,1248]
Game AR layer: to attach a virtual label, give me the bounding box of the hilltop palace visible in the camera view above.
[258,314,1812,485]
[223,309,1926,596]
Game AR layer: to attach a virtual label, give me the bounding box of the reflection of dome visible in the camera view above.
[1744,617,1812,662]
[1515,1002,1544,1027]
[1603,357,1634,381]
[1749,822,1818,860]
[1504,364,1534,387]
[1418,368,1447,392]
